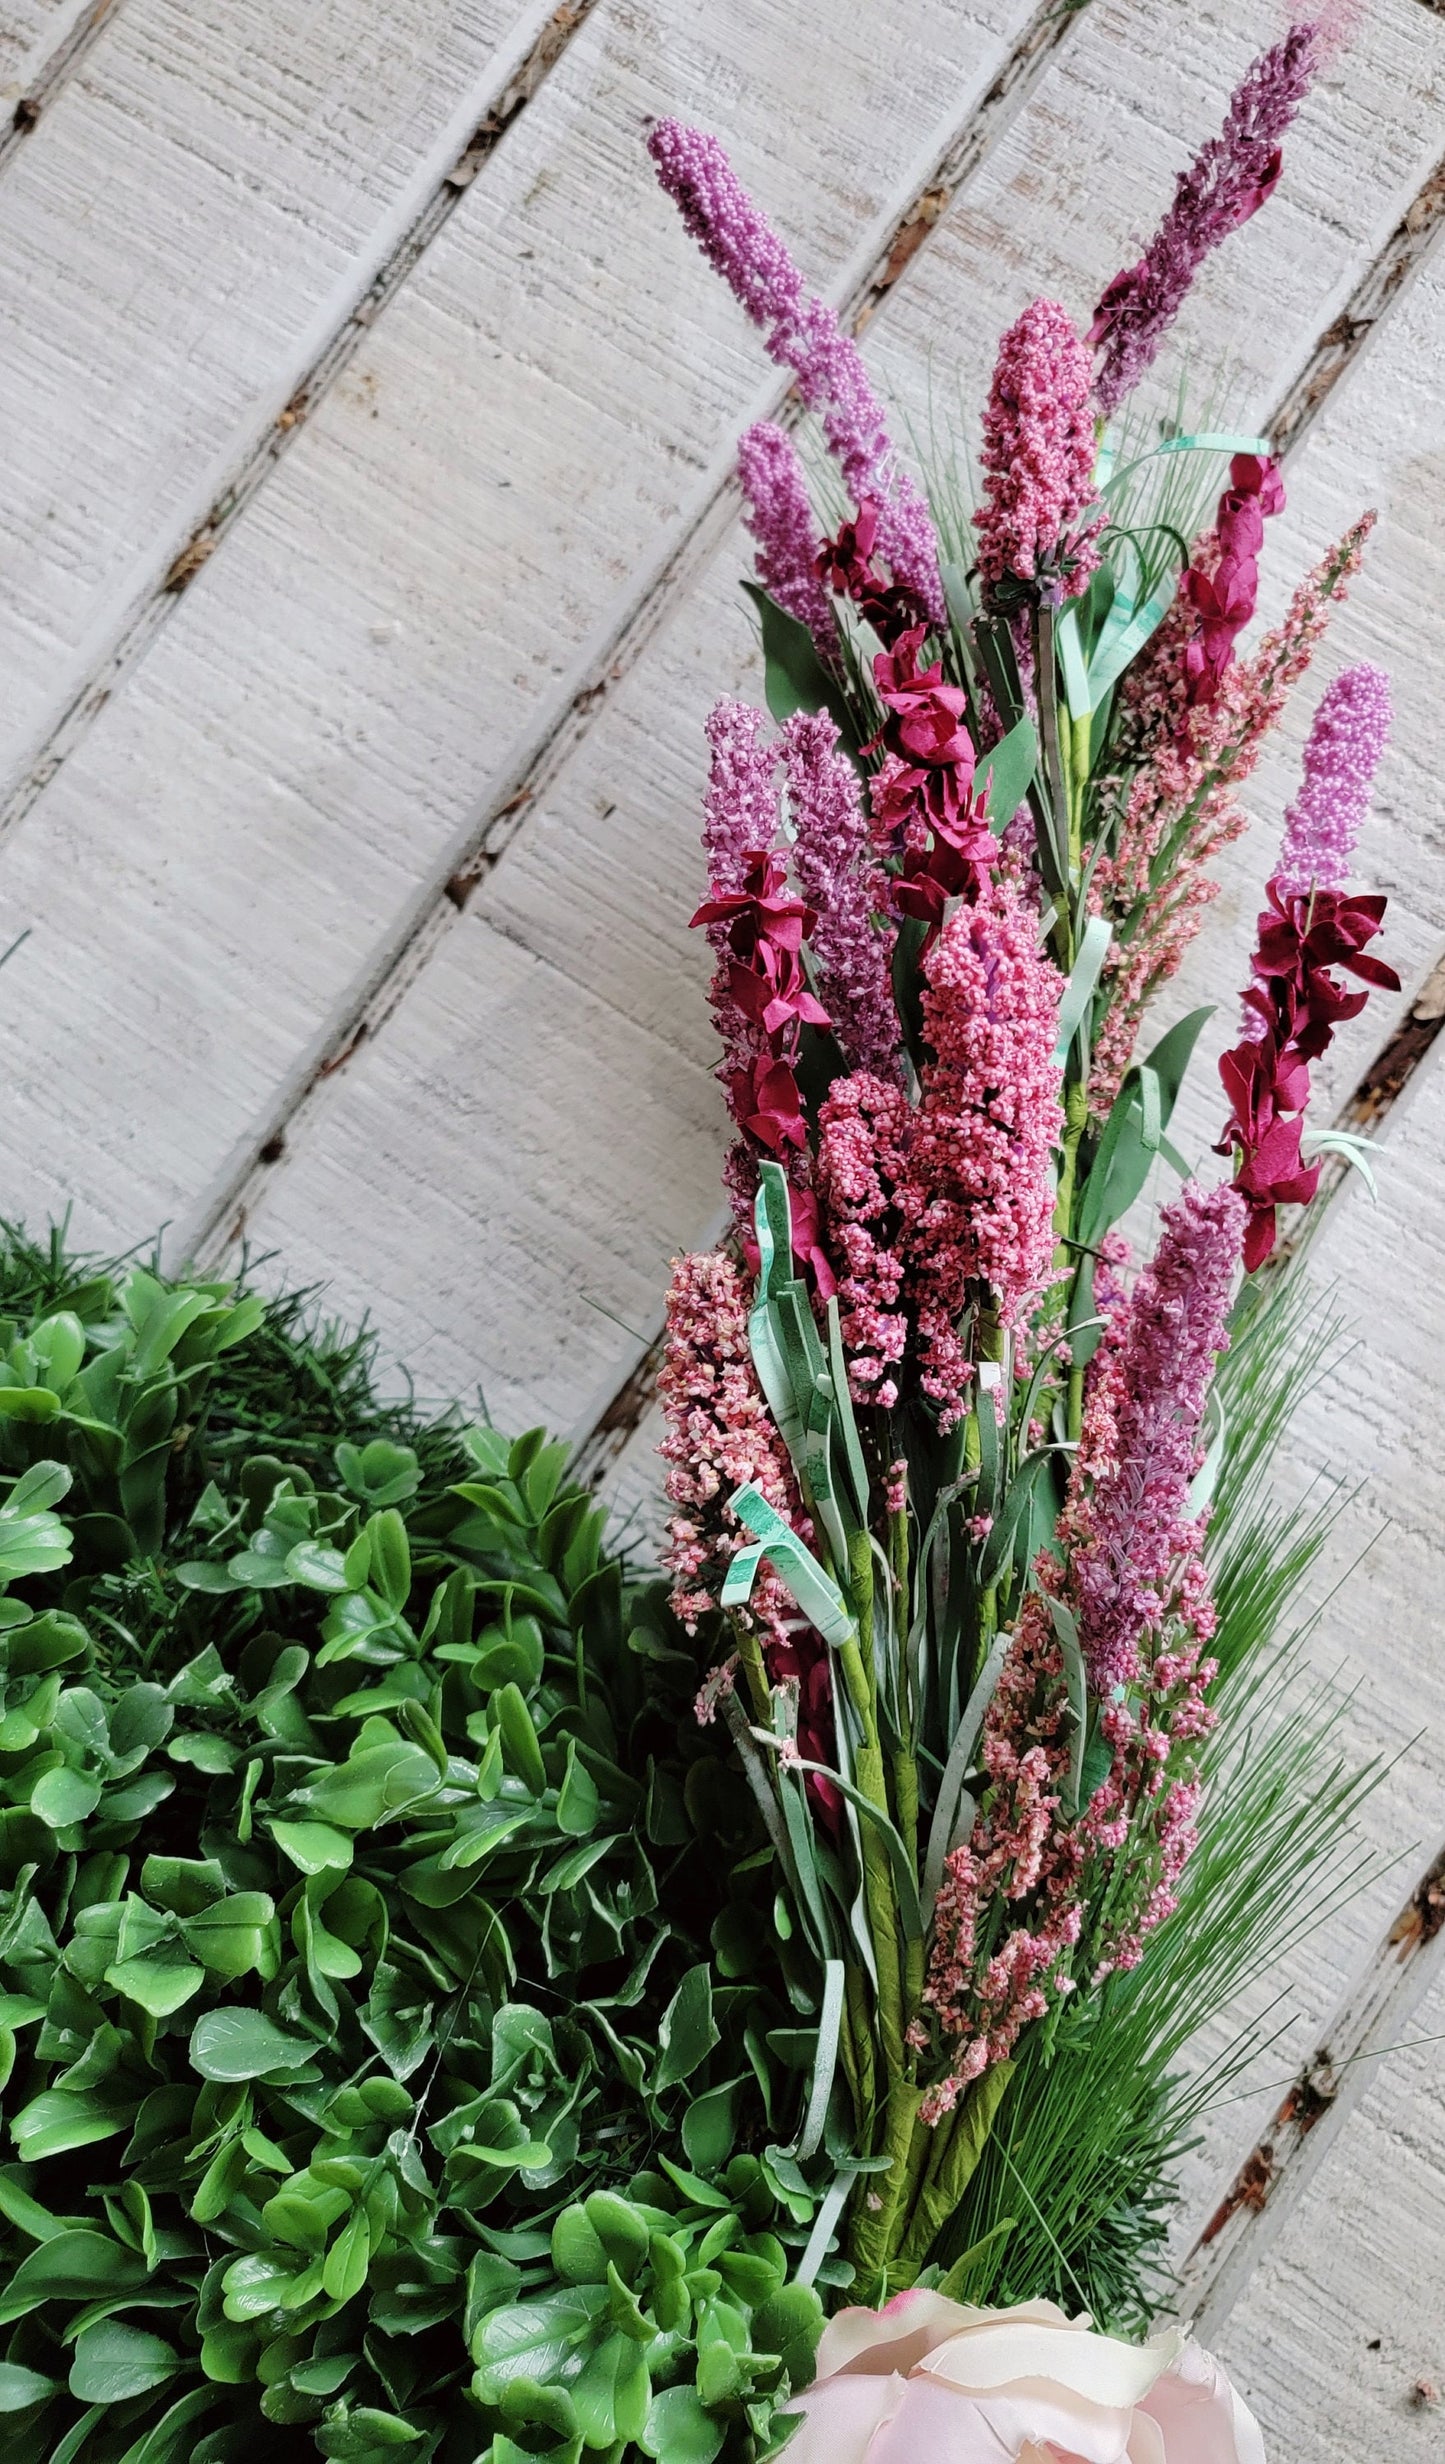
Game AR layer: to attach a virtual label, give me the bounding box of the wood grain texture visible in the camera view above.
[0,0,558,790]
[0,0,1044,1254]
[1180,1841,1445,2347]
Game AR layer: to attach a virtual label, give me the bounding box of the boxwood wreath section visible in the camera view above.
[0,1238,828,2463]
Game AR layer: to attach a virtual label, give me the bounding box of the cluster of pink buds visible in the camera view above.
[1179,454,1286,708]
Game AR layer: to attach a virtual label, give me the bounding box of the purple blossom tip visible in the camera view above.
[1273,659,1392,897]
[649,117,944,624]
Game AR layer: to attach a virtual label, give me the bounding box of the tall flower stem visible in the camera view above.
[838,1547,906,2082]
[1034,604,1076,953]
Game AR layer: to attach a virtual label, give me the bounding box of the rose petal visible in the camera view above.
[1137,2342,1267,2464]
[922,2376,1137,2463]
[815,2288,982,2379]
[867,2374,1028,2463]
[782,2368,909,2463]
[920,2319,1177,2408]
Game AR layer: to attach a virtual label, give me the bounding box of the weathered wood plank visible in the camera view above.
[1211,1903,1445,2458]
[0,0,1057,1241]
[1179,1839,1445,2347]
[0,0,561,789]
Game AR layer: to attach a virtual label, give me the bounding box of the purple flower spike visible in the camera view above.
[1273,660,1392,898]
[737,423,839,656]
[1072,1182,1245,1694]
[782,710,899,1080]
[649,119,945,624]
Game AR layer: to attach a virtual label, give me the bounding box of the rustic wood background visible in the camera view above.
[0,0,1441,2446]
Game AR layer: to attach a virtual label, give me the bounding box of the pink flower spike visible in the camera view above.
[901,884,1064,1424]
[975,298,1102,603]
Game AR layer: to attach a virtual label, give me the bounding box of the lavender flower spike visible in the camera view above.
[738,423,840,656]
[1072,1181,1245,1693]
[782,710,900,1080]
[1091,23,1321,418]
[648,119,945,624]
[1274,660,1392,897]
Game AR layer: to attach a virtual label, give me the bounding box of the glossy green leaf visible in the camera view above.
[0,2359,61,2410]
[643,2384,725,2464]
[189,2008,315,2082]
[69,2322,179,2404]
[656,1964,720,2091]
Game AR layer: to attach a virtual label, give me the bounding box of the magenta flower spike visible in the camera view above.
[1091,23,1322,417]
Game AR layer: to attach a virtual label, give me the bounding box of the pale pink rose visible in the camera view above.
[784,2291,1266,2463]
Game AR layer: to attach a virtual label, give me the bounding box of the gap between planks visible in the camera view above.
[180,0,1139,1274]
[1176,1837,1445,2342]
[0,0,120,171]
[0,0,605,828]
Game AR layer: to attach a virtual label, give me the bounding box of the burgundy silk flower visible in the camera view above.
[819,496,933,643]
[1219,881,1398,1268]
[692,849,831,1040]
[728,1053,811,1156]
[1179,454,1285,709]
[865,628,991,935]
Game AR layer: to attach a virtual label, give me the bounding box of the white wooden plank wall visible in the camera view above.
[0,3,1441,2451]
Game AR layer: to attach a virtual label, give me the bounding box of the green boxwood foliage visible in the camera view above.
[0,1243,827,2463]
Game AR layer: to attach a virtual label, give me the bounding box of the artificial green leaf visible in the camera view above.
[284,1540,351,1592]
[555,1741,599,1839]
[0,2229,147,2321]
[105,1955,205,2017]
[1076,1006,1213,1251]
[69,2321,179,2404]
[322,2208,371,2304]
[189,2008,315,2082]
[657,1964,720,2091]
[8,2093,128,2162]
[979,712,1038,826]
[0,2359,60,2409]
[572,2329,650,2448]
[470,2287,607,2404]
[642,2384,725,2464]
[740,582,860,750]
[335,1439,420,1507]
